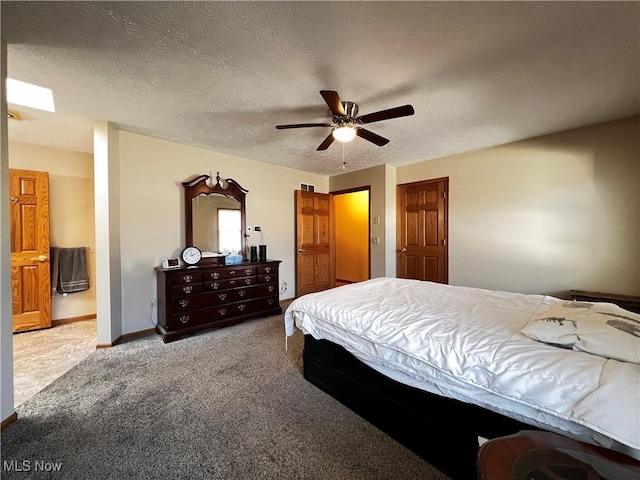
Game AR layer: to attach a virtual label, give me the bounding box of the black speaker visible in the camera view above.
[250,246,258,262]
[259,245,267,262]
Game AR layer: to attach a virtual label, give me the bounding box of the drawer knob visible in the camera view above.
[219,293,227,301]
[211,282,220,289]
[229,280,236,285]
[183,285,193,294]
[210,272,220,279]
[268,298,274,305]
[183,274,193,283]
[179,315,190,324]
[245,269,252,275]
[245,278,252,285]
[268,285,274,292]
[238,289,246,297]
[265,267,271,273]
[238,304,246,312]
[229,270,236,275]
[219,308,227,316]
[179,299,189,308]
[264,275,271,282]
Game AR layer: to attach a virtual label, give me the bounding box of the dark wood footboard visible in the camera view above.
[303,335,537,480]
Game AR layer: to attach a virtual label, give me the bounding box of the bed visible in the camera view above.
[284,277,640,479]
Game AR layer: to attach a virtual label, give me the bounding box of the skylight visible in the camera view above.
[6,78,55,112]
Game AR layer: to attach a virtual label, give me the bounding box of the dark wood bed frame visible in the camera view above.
[303,335,540,480]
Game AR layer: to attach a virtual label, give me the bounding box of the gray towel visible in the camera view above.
[50,247,60,295]
[56,247,90,293]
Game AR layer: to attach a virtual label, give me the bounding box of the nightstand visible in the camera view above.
[570,289,640,314]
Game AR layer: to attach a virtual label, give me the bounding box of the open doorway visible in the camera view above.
[332,187,370,286]
[8,157,97,409]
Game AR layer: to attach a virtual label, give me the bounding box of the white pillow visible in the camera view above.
[521,301,640,364]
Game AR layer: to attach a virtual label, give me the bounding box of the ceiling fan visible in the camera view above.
[276,90,415,151]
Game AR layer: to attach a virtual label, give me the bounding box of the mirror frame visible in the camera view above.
[182,173,248,255]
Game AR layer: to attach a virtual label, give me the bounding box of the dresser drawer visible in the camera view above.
[169,271,203,285]
[168,305,233,330]
[203,266,256,280]
[234,296,279,315]
[228,266,257,277]
[204,277,255,291]
[171,283,203,296]
[257,264,277,275]
[171,291,233,312]
[168,311,200,329]
[234,283,277,300]
[233,284,257,301]
[256,283,278,296]
[257,273,277,284]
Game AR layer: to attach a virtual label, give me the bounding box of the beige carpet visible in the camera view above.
[3,313,452,479]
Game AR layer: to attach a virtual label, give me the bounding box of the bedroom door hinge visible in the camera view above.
[443,238,446,246]
[443,191,446,199]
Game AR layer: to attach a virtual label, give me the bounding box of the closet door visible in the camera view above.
[397,177,448,284]
[10,169,51,332]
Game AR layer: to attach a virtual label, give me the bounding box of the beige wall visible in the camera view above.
[397,116,640,297]
[8,141,96,320]
[330,164,395,278]
[118,131,328,334]
[94,121,122,344]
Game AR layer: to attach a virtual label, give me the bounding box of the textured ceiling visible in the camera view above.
[2,1,639,176]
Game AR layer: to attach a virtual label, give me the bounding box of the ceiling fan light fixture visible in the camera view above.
[276,90,413,151]
[332,125,357,143]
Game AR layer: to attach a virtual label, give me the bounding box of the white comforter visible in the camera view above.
[284,277,640,459]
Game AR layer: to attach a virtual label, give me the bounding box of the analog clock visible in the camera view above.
[181,246,202,266]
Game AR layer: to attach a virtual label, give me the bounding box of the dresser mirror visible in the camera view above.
[183,173,247,256]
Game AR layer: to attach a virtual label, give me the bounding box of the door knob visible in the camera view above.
[30,255,48,262]
[399,248,407,253]
[9,196,18,203]
[297,249,306,253]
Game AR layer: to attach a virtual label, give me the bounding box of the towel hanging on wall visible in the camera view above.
[50,247,60,295]
[50,247,90,294]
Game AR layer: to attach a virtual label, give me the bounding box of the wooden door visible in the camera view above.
[295,190,335,297]
[397,178,448,283]
[10,169,52,332]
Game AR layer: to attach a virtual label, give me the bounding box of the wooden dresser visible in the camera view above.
[155,260,281,343]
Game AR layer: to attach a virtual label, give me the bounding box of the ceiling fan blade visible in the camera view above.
[356,128,389,147]
[317,133,336,151]
[320,90,347,117]
[357,105,415,125]
[276,123,332,129]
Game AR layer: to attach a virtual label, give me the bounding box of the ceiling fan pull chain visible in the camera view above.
[342,142,346,170]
